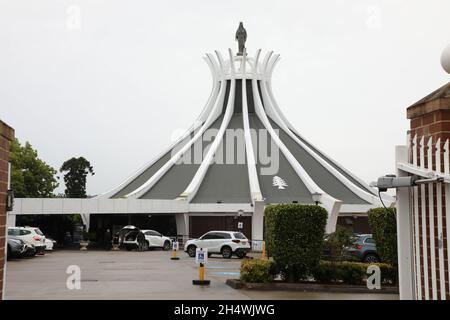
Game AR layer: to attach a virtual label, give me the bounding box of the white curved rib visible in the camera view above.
[260,56,382,206]
[265,57,384,200]
[180,48,237,201]
[97,54,221,199]
[124,54,228,198]
[242,49,263,201]
[253,50,341,233]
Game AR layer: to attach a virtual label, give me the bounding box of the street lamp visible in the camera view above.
[311,192,321,205]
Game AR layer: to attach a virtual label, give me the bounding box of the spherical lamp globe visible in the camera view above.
[441,44,450,74]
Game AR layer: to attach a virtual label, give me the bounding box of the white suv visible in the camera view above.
[184,231,251,259]
[8,226,46,255]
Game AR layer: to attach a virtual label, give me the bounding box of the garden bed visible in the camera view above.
[226,279,399,294]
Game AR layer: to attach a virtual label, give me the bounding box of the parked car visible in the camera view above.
[184,231,251,259]
[343,234,380,263]
[141,230,172,251]
[7,236,26,259]
[118,226,172,251]
[45,237,57,251]
[8,226,46,255]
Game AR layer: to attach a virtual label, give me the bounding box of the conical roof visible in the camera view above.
[99,47,385,214]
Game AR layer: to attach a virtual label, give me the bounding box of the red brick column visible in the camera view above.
[407,82,450,300]
[0,120,14,300]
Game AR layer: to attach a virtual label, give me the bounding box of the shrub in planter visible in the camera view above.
[265,204,328,282]
[240,259,276,283]
[373,263,398,284]
[368,207,397,265]
[337,262,366,285]
[312,261,339,283]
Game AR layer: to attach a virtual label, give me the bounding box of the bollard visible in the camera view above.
[261,241,267,260]
[171,249,179,260]
[170,241,180,260]
[193,262,210,285]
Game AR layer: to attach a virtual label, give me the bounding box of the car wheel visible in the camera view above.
[187,245,197,257]
[125,246,133,251]
[221,246,232,259]
[363,253,380,263]
[235,250,246,259]
[163,241,171,251]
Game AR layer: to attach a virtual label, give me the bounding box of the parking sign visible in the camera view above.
[172,241,179,251]
[195,247,208,264]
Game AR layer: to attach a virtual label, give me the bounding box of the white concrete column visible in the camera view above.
[6,213,16,227]
[252,200,265,241]
[175,213,189,238]
[396,145,415,300]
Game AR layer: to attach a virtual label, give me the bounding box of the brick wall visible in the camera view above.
[407,82,450,300]
[0,120,14,300]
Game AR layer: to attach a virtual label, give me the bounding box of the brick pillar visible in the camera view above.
[407,82,450,300]
[0,120,14,300]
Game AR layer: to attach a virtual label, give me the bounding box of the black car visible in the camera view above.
[7,236,26,259]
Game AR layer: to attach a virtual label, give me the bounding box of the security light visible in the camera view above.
[311,192,321,205]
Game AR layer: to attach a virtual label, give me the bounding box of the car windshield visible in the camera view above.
[35,229,44,236]
[233,232,246,239]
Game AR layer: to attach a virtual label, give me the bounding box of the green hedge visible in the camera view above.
[265,204,328,282]
[368,207,397,265]
[240,259,277,283]
[312,261,397,285]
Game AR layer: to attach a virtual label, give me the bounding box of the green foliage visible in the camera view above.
[265,204,328,282]
[323,225,353,261]
[312,261,397,285]
[60,157,95,198]
[368,207,398,265]
[240,259,277,283]
[10,139,59,197]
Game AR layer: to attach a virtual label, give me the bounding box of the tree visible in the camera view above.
[10,139,59,197]
[60,157,94,198]
[323,225,353,262]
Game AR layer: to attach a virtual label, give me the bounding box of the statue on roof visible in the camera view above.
[235,22,247,56]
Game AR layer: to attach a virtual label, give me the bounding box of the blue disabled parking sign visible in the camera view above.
[195,248,207,264]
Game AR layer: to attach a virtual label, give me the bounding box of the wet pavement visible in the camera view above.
[4,250,399,300]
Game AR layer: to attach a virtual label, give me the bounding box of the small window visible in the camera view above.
[233,232,246,240]
[217,233,231,239]
[35,229,44,236]
[200,233,215,240]
[8,228,20,236]
[365,237,375,244]
[20,230,31,236]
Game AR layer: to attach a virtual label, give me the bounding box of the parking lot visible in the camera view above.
[5,250,399,300]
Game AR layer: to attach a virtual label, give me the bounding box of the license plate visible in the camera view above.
[242,241,247,245]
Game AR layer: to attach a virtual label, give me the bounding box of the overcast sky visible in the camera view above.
[1,0,449,196]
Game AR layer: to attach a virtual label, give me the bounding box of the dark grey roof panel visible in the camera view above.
[249,115,312,204]
[191,115,251,203]
[111,150,174,198]
[288,126,375,195]
[269,120,369,204]
[140,116,224,199]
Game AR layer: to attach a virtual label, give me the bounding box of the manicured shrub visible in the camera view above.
[312,261,339,283]
[373,263,398,284]
[265,204,328,282]
[337,262,366,285]
[312,261,398,285]
[240,259,276,283]
[368,207,397,265]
